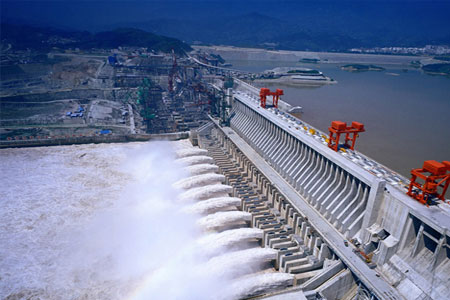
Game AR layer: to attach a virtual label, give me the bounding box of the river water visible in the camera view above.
[0,142,186,299]
[0,141,285,299]
[228,59,450,178]
[0,141,212,299]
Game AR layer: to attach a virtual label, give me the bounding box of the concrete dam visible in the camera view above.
[189,79,450,299]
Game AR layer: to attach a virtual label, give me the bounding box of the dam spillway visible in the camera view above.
[0,141,297,299]
[1,91,448,299]
[191,83,450,299]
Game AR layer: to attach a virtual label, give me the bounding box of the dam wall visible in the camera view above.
[199,85,450,299]
[230,97,375,240]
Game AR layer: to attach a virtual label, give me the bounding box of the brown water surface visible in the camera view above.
[229,60,450,178]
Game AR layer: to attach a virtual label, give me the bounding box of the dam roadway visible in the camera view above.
[192,77,450,299]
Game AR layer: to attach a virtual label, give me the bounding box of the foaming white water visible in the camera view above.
[197,211,252,230]
[197,228,263,256]
[205,247,278,278]
[173,174,225,190]
[184,197,241,214]
[175,148,208,158]
[178,184,233,202]
[175,155,214,166]
[184,164,219,176]
[0,143,137,299]
[227,272,294,299]
[0,141,239,300]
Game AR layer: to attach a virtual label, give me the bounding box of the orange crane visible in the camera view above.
[260,88,284,108]
[407,160,450,205]
[328,121,365,151]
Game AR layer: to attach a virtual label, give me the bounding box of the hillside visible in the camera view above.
[1,24,191,54]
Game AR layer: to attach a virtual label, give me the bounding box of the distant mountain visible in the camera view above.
[0,23,87,50]
[105,2,450,51]
[2,1,450,52]
[83,28,192,54]
[115,10,450,52]
[1,24,192,54]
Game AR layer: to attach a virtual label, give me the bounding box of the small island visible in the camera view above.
[421,63,450,76]
[287,69,321,75]
[434,55,450,62]
[299,58,320,64]
[341,64,385,72]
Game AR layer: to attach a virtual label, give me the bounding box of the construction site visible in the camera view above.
[0,48,226,145]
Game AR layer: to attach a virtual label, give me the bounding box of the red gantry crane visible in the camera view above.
[407,160,450,205]
[260,88,284,108]
[328,121,365,152]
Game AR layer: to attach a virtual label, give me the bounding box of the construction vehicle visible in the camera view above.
[328,121,365,152]
[407,160,450,205]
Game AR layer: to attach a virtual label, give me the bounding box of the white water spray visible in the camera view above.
[197,211,252,230]
[183,197,241,214]
[184,164,219,176]
[175,148,208,158]
[197,228,263,256]
[0,142,231,299]
[0,141,285,300]
[227,272,295,299]
[205,247,278,278]
[175,155,214,166]
[178,184,233,202]
[173,173,226,190]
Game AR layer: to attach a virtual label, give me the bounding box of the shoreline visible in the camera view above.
[0,132,189,149]
[193,45,430,65]
[253,77,337,86]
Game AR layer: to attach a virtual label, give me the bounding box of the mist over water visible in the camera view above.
[0,142,190,298]
[0,141,280,299]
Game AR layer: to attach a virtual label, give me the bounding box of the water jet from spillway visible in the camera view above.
[183,197,241,214]
[178,184,233,202]
[205,247,278,278]
[197,211,252,231]
[175,148,208,158]
[197,227,263,256]
[175,155,214,166]
[227,272,295,300]
[184,164,219,176]
[173,174,226,190]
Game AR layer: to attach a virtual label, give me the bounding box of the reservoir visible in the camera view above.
[228,59,450,178]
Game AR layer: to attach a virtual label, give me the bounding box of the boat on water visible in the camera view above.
[255,67,336,85]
